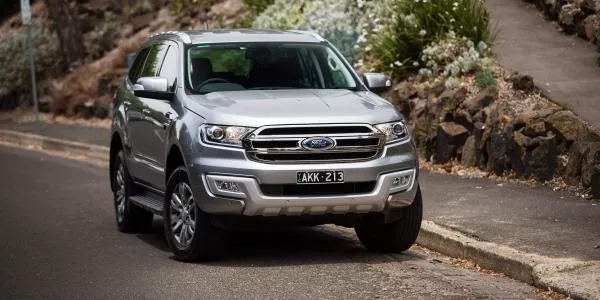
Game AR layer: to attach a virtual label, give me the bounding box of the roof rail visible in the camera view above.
[287,30,325,42]
[149,31,192,44]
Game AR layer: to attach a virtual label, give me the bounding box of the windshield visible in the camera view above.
[186,43,360,94]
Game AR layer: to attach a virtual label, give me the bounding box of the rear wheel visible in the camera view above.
[355,187,423,253]
[112,150,153,233]
[164,167,223,261]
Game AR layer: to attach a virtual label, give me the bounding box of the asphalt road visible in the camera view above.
[0,145,546,299]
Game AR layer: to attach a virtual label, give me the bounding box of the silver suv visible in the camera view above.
[109,29,422,261]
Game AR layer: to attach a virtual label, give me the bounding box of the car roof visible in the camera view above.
[150,29,325,45]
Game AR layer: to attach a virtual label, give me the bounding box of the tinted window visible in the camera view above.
[158,45,178,90]
[186,43,358,94]
[140,44,168,78]
[128,47,150,83]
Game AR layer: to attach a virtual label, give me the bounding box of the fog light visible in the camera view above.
[392,175,411,187]
[215,180,240,193]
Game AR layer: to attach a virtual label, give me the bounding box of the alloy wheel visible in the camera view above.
[170,182,196,250]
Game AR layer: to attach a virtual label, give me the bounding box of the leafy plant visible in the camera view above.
[474,68,497,88]
[0,28,62,108]
[367,0,495,77]
[253,0,361,62]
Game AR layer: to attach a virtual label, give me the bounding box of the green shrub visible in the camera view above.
[84,12,121,60]
[368,0,494,77]
[0,28,63,108]
[244,0,275,16]
[253,0,361,62]
[474,68,496,88]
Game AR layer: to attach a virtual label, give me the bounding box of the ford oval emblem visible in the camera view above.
[301,137,335,150]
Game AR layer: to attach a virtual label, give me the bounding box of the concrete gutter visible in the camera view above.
[417,221,600,300]
[1,129,598,299]
[0,129,109,162]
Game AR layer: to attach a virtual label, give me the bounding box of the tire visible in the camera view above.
[163,167,223,262]
[112,150,153,233]
[355,187,423,253]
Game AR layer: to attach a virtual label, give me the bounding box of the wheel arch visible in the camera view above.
[165,144,186,185]
[109,132,124,192]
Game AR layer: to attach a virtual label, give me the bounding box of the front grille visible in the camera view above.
[261,182,376,197]
[244,124,384,163]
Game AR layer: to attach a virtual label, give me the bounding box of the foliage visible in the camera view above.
[474,68,496,88]
[244,0,275,16]
[83,12,121,60]
[418,37,494,88]
[169,0,219,17]
[0,28,62,106]
[365,0,494,77]
[253,0,361,62]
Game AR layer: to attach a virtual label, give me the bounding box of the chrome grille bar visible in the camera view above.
[244,124,385,163]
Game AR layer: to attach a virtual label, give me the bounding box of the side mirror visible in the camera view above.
[363,73,392,93]
[133,77,173,101]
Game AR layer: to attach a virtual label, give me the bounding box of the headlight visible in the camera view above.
[375,121,410,144]
[200,124,255,147]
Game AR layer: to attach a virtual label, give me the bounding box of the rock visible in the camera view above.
[438,87,468,104]
[409,99,427,120]
[522,135,558,181]
[464,86,498,114]
[545,110,585,144]
[453,108,473,129]
[591,165,600,197]
[473,109,487,123]
[576,14,600,41]
[513,130,537,149]
[559,4,585,33]
[432,87,467,118]
[486,130,510,174]
[565,131,600,184]
[522,121,547,137]
[434,122,469,164]
[581,142,600,187]
[509,74,535,92]
[426,81,446,98]
[581,0,600,14]
[393,81,416,102]
[461,135,478,167]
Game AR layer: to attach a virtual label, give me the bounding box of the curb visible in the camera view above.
[417,221,600,300]
[0,129,109,162]
[1,129,598,299]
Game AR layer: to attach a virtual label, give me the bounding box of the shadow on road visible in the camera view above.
[135,218,422,267]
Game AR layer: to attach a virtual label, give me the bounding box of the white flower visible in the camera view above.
[394,61,403,67]
[419,29,427,36]
[413,61,419,67]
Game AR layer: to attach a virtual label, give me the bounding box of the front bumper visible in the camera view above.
[186,140,419,217]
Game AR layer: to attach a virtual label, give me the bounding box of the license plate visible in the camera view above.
[296,171,344,184]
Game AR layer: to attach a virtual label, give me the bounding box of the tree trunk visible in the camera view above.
[45,0,84,68]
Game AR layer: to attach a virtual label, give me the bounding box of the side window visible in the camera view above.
[128,47,150,83]
[139,44,169,78]
[158,45,178,90]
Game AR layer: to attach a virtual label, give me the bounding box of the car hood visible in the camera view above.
[184,89,402,127]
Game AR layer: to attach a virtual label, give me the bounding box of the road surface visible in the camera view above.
[0,145,548,299]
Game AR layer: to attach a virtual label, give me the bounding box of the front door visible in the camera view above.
[127,43,170,187]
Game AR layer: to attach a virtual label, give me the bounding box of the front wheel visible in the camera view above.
[163,167,223,262]
[355,187,423,253]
